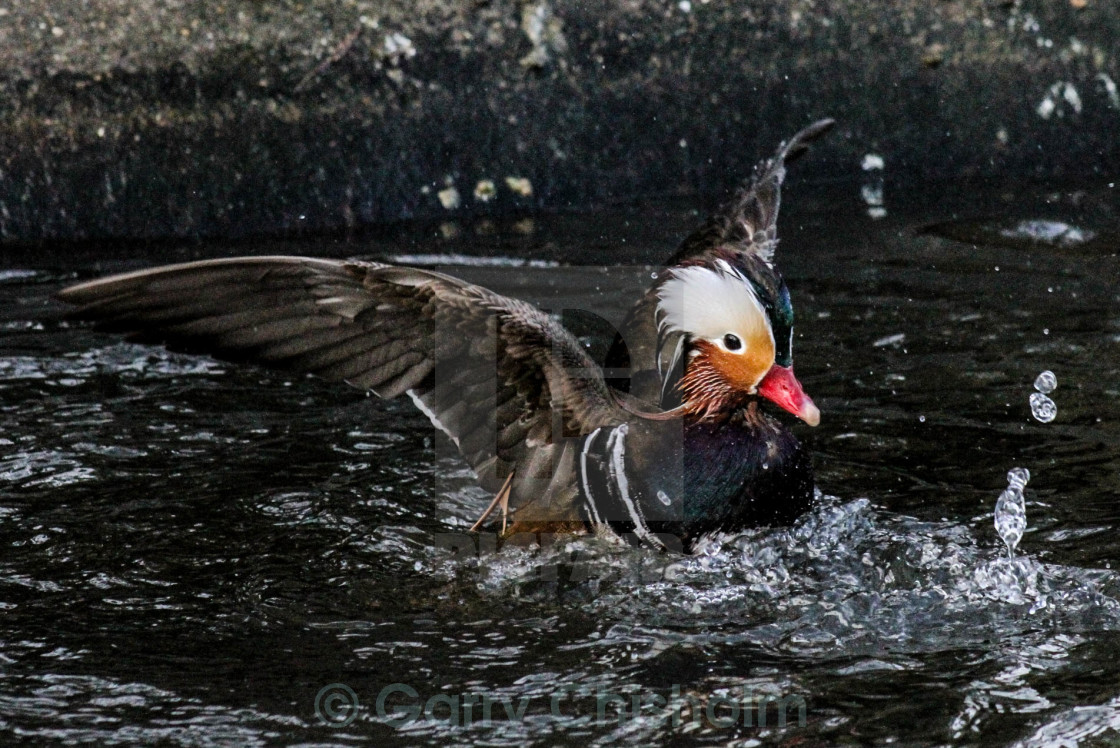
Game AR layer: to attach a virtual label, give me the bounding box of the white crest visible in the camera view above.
[655,260,773,348]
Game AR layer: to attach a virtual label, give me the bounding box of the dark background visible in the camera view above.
[1,0,1117,243]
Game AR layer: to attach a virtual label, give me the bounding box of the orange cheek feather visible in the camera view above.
[704,332,775,392]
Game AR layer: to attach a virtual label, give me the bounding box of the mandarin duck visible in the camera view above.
[606,117,833,421]
[56,120,832,553]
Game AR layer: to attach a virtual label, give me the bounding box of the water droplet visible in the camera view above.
[1030,392,1057,423]
[650,271,658,279]
[1007,467,1030,488]
[1034,370,1057,394]
[919,415,926,423]
[861,153,885,171]
[656,490,672,506]
[995,485,1027,558]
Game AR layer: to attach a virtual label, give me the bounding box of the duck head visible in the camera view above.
[654,253,820,425]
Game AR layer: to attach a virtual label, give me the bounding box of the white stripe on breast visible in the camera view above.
[605,424,665,550]
[579,427,604,525]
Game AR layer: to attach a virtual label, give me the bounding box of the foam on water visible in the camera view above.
[450,492,1120,659]
[0,344,226,383]
[998,220,1095,248]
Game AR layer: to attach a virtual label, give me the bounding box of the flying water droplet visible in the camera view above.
[1006,467,1030,489]
[1033,370,1057,394]
[994,468,1029,558]
[860,153,886,219]
[1030,392,1057,423]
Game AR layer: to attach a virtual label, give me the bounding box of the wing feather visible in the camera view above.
[668,118,834,266]
[58,256,624,521]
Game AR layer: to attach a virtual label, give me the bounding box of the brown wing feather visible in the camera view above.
[58,256,625,519]
[668,118,834,267]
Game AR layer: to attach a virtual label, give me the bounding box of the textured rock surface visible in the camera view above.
[0,0,1117,241]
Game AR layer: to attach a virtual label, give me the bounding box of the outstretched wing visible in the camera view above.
[57,256,625,520]
[669,118,835,267]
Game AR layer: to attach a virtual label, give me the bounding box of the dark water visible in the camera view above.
[3,181,1120,746]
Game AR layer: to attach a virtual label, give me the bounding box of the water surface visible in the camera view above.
[2,181,1120,745]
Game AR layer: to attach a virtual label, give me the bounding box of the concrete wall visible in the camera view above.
[0,1,1117,242]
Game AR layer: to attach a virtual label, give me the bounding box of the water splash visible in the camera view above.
[995,468,1030,558]
[1033,370,1057,395]
[1030,370,1057,423]
[454,489,1120,662]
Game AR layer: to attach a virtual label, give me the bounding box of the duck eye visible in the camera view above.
[723,333,743,351]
